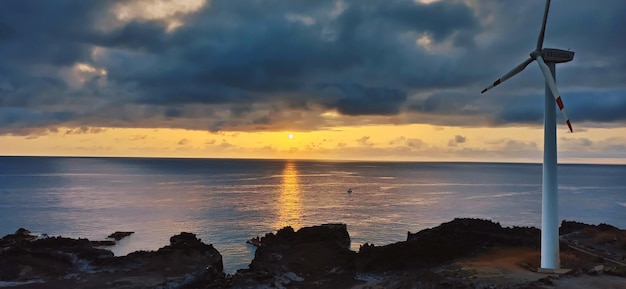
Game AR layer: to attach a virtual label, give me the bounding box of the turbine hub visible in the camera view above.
[530,50,542,59]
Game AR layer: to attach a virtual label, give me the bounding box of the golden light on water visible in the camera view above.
[275,161,303,229]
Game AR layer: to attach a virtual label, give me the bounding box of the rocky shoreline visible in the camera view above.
[1,219,625,289]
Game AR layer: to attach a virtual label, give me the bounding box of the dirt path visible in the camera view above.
[456,246,626,289]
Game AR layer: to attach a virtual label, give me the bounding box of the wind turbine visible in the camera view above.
[480,0,574,272]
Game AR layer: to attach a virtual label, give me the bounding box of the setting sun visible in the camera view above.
[288,133,294,139]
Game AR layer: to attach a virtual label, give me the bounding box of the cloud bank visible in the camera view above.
[1,0,625,135]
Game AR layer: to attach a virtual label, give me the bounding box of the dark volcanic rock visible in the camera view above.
[90,240,116,246]
[249,224,353,272]
[561,220,621,235]
[12,228,37,241]
[0,230,223,289]
[254,223,351,250]
[107,231,134,241]
[0,228,37,248]
[0,235,114,283]
[231,223,358,288]
[560,219,626,269]
[3,219,623,289]
[356,218,540,271]
[100,232,225,288]
[88,231,133,247]
[231,220,550,288]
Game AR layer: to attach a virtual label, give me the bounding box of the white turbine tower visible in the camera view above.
[481,0,573,272]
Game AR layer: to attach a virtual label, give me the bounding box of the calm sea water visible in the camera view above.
[1,156,625,273]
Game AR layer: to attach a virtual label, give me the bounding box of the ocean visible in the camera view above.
[1,156,625,273]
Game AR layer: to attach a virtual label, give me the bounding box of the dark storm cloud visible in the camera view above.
[337,1,478,43]
[563,90,626,122]
[0,1,110,66]
[411,90,484,115]
[0,107,77,135]
[94,21,173,52]
[0,0,625,134]
[315,83,407,115]
[121,0,479,108]
[0,0,480,132]
[491,88,626,127]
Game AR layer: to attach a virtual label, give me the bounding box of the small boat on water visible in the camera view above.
[347,188,352,194]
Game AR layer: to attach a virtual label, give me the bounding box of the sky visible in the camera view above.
[0,0,625,163]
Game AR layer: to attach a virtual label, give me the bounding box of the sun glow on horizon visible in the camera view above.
[1,124,626,164]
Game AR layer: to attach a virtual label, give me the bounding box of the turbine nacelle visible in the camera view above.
[530,48,574,63]
[540,48,575,63]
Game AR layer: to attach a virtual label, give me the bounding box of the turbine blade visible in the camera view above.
[481,58,533,93]
[536,0,551,51]
[536,56,574,133]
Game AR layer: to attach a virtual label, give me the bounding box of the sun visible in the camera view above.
[288,133,294,139]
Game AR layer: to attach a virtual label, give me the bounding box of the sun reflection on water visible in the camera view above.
[275,161,303,230]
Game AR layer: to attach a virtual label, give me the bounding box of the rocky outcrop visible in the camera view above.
[0,228,37,248]
[356,218,540,271]
[88,231,134,247]
[0,230,223,289]
[560,219,626,275]
[107,231,134,241]
[2,219,624,289]
[229,220,545,288]
[231,223,358,288]
[561,220,622,235]
[0,231,114,283]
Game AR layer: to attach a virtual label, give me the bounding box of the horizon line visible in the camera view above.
[2,154,624,166]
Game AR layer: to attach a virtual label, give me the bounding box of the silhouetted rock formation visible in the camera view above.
[561,220,621,235]
[231,223,358,288]
[0,228,37,247]
[90,240,116,246]
[107,231,134,241]
[2,219,624,288]
[0,230,222,289]
[356,218,541,271]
